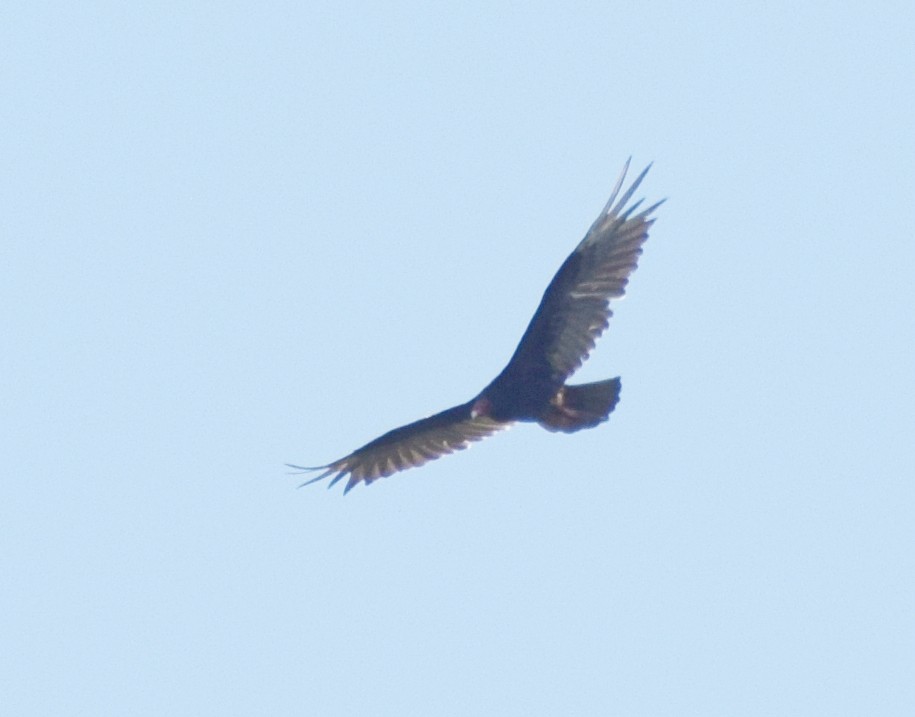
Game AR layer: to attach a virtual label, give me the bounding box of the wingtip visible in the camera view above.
[602,158,655,216]
[287,462,317,471]
[603,159,631,213]
[287,463,341,490]
[641,197,667,218]
[609,161,654,217]
[288,460,362,494]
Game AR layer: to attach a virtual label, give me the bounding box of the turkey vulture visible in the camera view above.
[291,159,662,493]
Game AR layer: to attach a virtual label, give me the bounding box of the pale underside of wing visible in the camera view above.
[289,402,512,493]
[505,159,663,384]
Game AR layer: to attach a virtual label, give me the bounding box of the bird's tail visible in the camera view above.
[537,378,622,433]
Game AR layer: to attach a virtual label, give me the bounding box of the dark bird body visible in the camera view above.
[291,160,662,493]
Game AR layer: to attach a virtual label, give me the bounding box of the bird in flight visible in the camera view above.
[291,159,662,493]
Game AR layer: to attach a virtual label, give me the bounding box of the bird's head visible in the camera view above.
[470,395,492,419]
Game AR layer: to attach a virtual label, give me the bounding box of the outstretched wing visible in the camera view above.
[290,402,511,493]
[501,159,663,386]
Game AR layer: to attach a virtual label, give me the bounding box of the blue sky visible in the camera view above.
[3,3,914,715]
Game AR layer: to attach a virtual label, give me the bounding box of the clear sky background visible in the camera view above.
[3,3,914,715]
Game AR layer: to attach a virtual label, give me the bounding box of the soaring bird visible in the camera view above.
[291,159,662,493]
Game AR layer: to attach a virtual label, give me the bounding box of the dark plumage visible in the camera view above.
[290,159,662,493]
